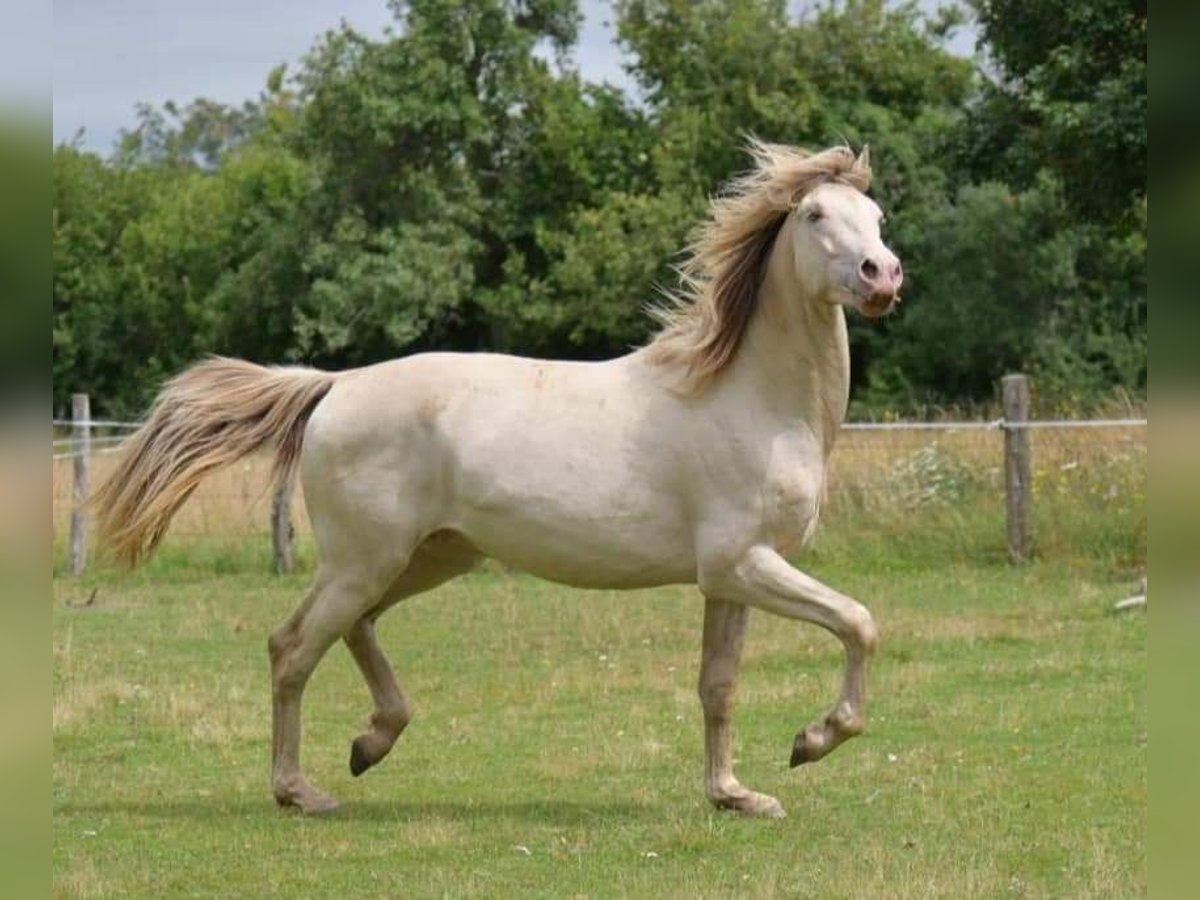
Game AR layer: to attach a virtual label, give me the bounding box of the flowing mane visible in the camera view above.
[646,140,872,392]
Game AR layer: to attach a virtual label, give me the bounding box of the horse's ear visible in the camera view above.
[856,145,871,171]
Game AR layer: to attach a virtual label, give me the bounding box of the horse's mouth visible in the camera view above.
[860,299,896,318]
[855,291,900,319]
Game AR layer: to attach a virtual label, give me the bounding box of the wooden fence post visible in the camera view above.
[271,480,295,574]
[70,393,91,576]
[1002,374,1031,563]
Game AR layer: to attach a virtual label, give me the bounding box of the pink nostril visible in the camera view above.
[860,258,880,281]
[892,262,903,283]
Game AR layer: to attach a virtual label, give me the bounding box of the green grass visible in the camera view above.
[53,539,1145,898]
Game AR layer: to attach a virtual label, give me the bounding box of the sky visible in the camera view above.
[54,0,976,156]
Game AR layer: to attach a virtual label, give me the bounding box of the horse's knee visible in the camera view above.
[268,625,309,692]
[698,679,729,712]
[846,606,879,657]
[698,671,738,718]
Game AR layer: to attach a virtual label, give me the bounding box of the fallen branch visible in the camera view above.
[1113,578,1147,613]
[66,588,98,609]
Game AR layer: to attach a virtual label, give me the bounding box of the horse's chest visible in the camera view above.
[762,463,824,554]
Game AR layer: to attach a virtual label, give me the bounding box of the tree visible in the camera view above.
[961,0,1146,225]
[860,177,1083,408]
[943,0,1147,408]
[52,0,1145,416]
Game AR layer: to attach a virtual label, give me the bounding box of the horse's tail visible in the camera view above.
[91,357,338,569]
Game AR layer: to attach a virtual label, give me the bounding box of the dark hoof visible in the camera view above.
[349,738,372,777]
[789,733,809,768]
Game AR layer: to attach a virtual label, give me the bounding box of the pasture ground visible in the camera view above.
[53,542,1145,898]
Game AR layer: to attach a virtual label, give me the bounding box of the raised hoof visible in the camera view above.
[790,732,810,768]
[349,738,372,777]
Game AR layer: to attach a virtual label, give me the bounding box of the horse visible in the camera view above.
[92,141,903,819]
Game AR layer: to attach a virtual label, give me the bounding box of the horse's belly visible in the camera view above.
[457,505,696,589]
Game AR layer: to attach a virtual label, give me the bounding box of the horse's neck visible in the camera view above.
[730,243,851,454]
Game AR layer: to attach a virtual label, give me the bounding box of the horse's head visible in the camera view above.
[647,142,906,392]
[790,178,903,319]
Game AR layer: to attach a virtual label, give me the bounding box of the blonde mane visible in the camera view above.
[646,140,872,392]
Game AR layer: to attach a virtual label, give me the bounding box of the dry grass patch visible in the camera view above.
[54,857,111,900]
[53,677,144,732]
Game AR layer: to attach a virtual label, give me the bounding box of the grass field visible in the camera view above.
[52,427,1146,898]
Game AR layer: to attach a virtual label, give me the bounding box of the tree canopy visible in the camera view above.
[53,0,1146,417]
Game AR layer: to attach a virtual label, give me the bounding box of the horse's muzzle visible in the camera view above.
[860,291,900,318]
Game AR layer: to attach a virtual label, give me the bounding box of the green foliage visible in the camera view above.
[52,0,1145,417]
[297,214,479,360]
[862,177,1081,406]
[962,0,1146,225]
[504,190,699,355]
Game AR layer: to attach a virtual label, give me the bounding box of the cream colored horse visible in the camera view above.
[94,142,903,819]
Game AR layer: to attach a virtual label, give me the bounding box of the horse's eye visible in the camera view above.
[806,208,823,223]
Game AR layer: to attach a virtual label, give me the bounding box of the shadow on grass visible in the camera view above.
[56,796,659,826]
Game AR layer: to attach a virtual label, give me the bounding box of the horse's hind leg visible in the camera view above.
[268,566,395,814]
[345,536,480,776]
[345,619,409,777]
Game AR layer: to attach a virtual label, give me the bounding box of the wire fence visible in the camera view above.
[51,417,140,460]
[841,418,1147,431]
[48,415,1150,460]
[51,382,1147,573]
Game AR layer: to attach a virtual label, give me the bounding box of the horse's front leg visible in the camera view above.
[699,598,786,818]
[702,545,879,769]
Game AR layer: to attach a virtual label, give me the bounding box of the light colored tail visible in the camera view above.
[91,357,337,568]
